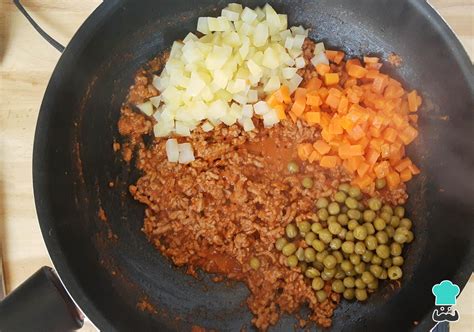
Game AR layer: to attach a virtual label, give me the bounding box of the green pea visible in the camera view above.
[376,245,390,259]
[312,239,326,252]
[338,183,351,193]
[282,243,297,256]
[315,290,328,302]
[345,197,359,209]
[354,225,368,240]
[388,266,403,280]
[383,258,393,268]
[316,197,329,209]
[338,228,347,240]
[394,228,408,244]
[363,210,376,222]
[312,277,325,291]
[345,269,357,277]
[250,257,261,270]
[317,208,329,221]
[375,178,386,189]
[328,202,341,215]
[334,191,347,203]
[385,226,395,238]
[355,278,366,289]
[302,177,314,189]
[381,205,393,216]
[333,251,344,263]
[376,231,389,244]
[337,214,349,226]
[323,255,337,269]
[316,251,328,263]
[367,279,379,290]
[275,238,287,251]
[322,268,336,280]
[400,218,412,230]
[311,222,323,233]
[365,235,378,250]
[334,268,346,280]
[298,221,312,233]
[392,256,404,266]
[332,280,345,293]
[285,224,298,238]
[368,198,382,211]
[348,219,359,231]
[374,218,386,231]
[345,231,355,241]
[298,261,308,272]
[330,238,342,250]
[343,288,355,300]
[354,262,366,274]
[355,288,368,301]
[364,223,375,235]
[371,255,382,265]
[304,248,317,262]
[328,215,337,224]
[380,212,392,223]
[305,232,317,245]
[349,254,361,265]
[348,186,362,199]
[328,222,342,235]
[362,251,373,263]
[394,206,405,218]
[347,209,362,220]
[354,242,366,255]
[342,241,355,254]
[319,229,333,244]
[390,216,400,228]
[390,242,402,256]
[287,161,299,173]
[295,247,305,261]
[305,267,320,278]
[369,265,383,278]
[379,269,388,280]
[361,271,375,284]
[406,230,414,243]
[287,255,299,267]
[340,260,354,272]
[343,276,355,288]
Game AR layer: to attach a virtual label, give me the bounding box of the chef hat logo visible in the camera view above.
[432,280,460,306]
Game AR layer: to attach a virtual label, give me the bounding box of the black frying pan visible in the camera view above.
[1,0,473,331]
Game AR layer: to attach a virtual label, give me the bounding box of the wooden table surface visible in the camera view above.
[0,1,472,331]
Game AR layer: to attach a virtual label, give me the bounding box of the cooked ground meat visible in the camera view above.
[117,38,407,330]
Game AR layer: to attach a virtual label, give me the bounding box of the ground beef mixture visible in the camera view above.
[117,39,407,330]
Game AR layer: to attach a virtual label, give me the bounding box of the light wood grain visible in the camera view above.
[0,1,472,331]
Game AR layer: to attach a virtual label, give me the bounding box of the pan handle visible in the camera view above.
[0,266,84,332]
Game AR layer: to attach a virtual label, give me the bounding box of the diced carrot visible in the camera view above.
[338,143,364,159]
[340,117,354,131]
[344,77,358,88]
[374,161,390,178]
[325,50,339,62]
[274,85,291,104]
[399,125,418,145]
[400,168,412,182]
[369,126,382,138]
[347,125,365,141]
[320,155,340,168]
[337,96,349,114]
[363,56,379,64]
[407,90,420,112]
[266,94,279,108]
[345,156,364,173]
[366,148,380,165]
[329,117,344,135]
[313,139,331,155]
[333,51,345,64]
[291,101,305,117]
[288,110,298,123]
[357,162,370,177]
[383,127,398,143]
[306,91,322,106]
[297,143,313,161]
[305,77,323,91]
[324,73,340,86]
[365,70,380,80]
[304,111,321,125]
[318,87,329,100]
[316,64,331,76]
[372,74,388,94]
[346,58,362,69]
[308,150,322,163]
[409,114,418,124]
[365,62,383,70]
[370,138,384,152]
[386,171,401,189]
[347,65,368,79]
[326,93,340,109]
[408,163,421,175]
[295,87,307,100]
[274,104,287,120]
[395,158,412,172]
